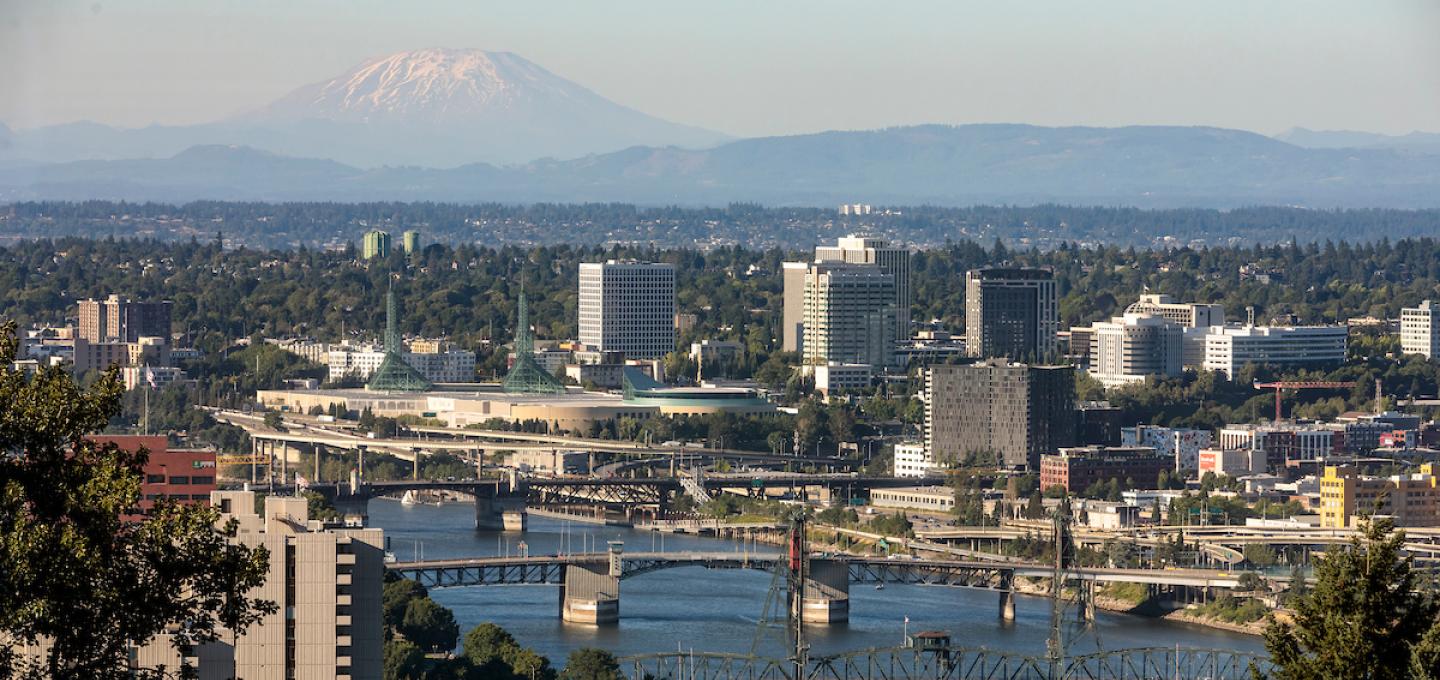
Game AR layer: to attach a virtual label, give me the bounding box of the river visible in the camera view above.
[369,500,1267,663]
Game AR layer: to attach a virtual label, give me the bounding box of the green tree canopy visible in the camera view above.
[560,648,622,680]
[400,597,460,653]
[0,322,273,679]
[1261,517,1440,679]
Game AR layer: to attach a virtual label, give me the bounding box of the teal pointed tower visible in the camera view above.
[503,290,566,394]
[366,284,433,392]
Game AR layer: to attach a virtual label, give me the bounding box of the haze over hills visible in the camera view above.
[1276,128,1440,153]
[0,48,730,167]
[5,124,1440,208]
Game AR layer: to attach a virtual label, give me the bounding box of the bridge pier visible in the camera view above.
[998,571,1017,622]
[559,545,622,625]
[802,558,849,624]
[1078,580,1096,622]
[475,496,527,531]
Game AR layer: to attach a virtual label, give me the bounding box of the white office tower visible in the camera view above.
[814,235,911,341]
[802,263,897,367]
[781,261,811,353]
[578,261,676,359]
[1124,294,1224,328]
[1087,313,1184,387]
[1401,300,1440,358]
[1202,325,1348,379]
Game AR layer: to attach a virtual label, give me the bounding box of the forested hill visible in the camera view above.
[4,201,1440,251]
[2,236,1437,360]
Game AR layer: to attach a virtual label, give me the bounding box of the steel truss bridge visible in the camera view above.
[621,645,1270,680]
[390,552,1252,590]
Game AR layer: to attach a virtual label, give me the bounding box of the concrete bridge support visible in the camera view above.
[475,496,527,531]
[559,546,622,624]
[1078,580,1097,622]
[802,558,850,624]
[998,572,1017,622]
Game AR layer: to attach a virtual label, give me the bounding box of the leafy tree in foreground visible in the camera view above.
[0,322,274,679]
[560,648,622,680]
[382,639,426,680]
[400,597,460,653]
[1259,517,1440,679]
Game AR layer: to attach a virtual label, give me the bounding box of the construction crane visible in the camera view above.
[1252,380,1359,422]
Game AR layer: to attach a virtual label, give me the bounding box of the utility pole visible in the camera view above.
[786,513,809,680]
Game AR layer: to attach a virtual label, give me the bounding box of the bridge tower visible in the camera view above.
[558,541,622,624]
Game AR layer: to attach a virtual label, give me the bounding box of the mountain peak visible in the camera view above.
[253,48,605,124]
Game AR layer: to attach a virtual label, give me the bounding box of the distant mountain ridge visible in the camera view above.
[5,124,1440,208]
[0,48,730,167]
[1276,128,1440,153]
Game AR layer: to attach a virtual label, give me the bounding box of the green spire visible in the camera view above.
[367,282,432,392]
[503,290,566,394]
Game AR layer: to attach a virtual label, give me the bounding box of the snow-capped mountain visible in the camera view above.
[252,49,621,124]
[0,49,730,167]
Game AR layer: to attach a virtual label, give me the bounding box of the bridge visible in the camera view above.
[389,550,1255,625]
[619,645,1270,680]
[278,472,942,530]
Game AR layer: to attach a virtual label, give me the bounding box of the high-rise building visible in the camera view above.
[1124,294,1225,328]
[781,261,810,353]
[964,268,1057,360]
[77,294,172,344]
[925,361,1075,471]
[814,235,911,340]
[801,263,896,367]
[208,490,385,679]
[578,261,676,359]
[1401,300,1440,359]
[401,229,422,254]
[1201,325,1348,379]
[361,230,391,260]
[1087,313,1184,387]
[1320,464,1440,529]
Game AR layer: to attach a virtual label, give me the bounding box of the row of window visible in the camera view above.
[144,474,215,485]
[143,493,211,501]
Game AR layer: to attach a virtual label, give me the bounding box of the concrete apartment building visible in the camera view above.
[78,294,173,344]
[892,442,938,478]
[925,361,1075,471]
[209,490,385,679]
[1218,424,1338,470]
[800,263,897,367]
[964,268,1058,360]
[1086,313,1184,387]
[814,235,912,342]
[1201,324,1348,379]
[578,261,676,359]
[1320,464,1440,529]
[1401,300,1440,358]
[362,230,391,259]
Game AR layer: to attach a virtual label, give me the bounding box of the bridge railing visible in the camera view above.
[622,646,1272,680]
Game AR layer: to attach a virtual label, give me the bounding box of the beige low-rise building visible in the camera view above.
[871,486,955,512]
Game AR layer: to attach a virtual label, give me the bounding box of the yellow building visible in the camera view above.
[1320,464,1440,529]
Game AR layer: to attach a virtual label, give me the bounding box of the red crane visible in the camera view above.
[1252,381,1359,422]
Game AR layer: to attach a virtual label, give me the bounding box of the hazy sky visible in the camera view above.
[3,0,1438,137]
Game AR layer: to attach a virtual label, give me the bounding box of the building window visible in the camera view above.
[146,474,165,483]
[168,476,190,485]
[191,476,214,485]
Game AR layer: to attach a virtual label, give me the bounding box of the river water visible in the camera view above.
[369,500,1266,663]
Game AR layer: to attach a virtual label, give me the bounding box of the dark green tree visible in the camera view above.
[1260,518,1440,679]
[560,648,622,680]
[383,578,429,630]
[382,639,427,680]
[0,323,274,679]
[400,598,460,653]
